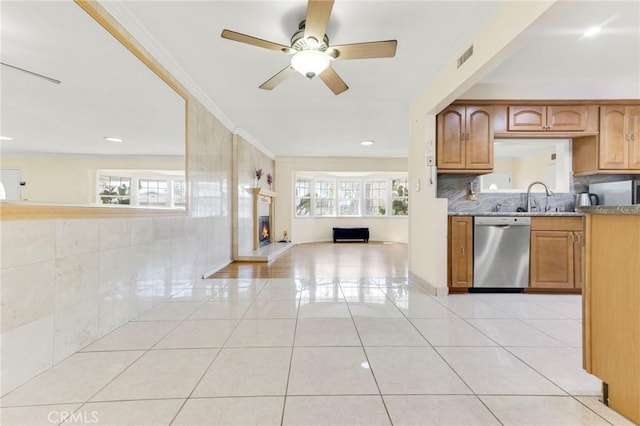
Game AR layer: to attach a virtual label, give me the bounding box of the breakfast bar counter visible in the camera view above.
[578,206,640,424]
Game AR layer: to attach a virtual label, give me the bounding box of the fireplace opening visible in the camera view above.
[259,216,271,248]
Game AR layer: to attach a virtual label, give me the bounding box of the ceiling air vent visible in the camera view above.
[457,45,474,69]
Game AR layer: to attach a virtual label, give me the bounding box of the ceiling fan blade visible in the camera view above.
[221,29,289,52]
[318,66,348,95]
[259,66,296,90]
[330,40,398,60]
[304,0,334,42]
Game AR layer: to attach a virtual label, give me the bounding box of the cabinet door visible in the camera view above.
[508,106,546,131]
[437,106,466,169]
[530,230,574,288]
[547,106,587,131]
[599,105,628,169]
[449,217,473,287]
[466,106,493,169]
[627,106,640,170]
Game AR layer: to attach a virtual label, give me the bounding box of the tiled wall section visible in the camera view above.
[439,173,639,213]
[0,97,233,395]
[234,135,275,256]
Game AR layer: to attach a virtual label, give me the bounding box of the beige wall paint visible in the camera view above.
[274,157,408,244]
[0,156,183,204]
[408,1,557,294]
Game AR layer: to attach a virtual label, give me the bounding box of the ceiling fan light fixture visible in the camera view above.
[291,50,330,79]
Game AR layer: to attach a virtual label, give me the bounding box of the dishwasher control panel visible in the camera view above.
[474,216,531,226]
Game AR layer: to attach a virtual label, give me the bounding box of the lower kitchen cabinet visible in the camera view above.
[529,217,583,290]
[448,216,473,289]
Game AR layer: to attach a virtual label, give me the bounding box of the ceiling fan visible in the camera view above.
[221,0,397,95]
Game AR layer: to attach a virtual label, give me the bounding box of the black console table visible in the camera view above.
[332,227,369,243]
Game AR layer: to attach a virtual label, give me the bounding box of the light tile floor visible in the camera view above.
[1,277,636,426]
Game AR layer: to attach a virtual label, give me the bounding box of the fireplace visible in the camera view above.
[258,216,271,247]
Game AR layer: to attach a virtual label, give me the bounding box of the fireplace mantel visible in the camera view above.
[249,187,276,250]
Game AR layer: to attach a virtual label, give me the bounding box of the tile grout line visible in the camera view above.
[167,278,267,425]
[344,276,397,426]
[279,277,304,426]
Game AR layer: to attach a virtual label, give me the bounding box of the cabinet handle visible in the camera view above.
[569,233,575,243]
[461,245,465,256]
[466,132,470,141]
[632,133,636,141]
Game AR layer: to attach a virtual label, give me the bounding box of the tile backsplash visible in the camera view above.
[438,173,638,214]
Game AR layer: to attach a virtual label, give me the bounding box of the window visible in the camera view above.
[293,174,408,218]
[364,180,387,216]
[338,181,360,216]
[315,180,335,216]
[96,170,184,208]
[295,178,311,217]
[391,178,409,216]
[98,175,131,205]
[138,179,168,206]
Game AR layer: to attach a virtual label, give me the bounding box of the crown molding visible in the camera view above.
[97,1,256,145]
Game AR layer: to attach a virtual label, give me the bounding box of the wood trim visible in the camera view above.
[437,169,493,175]
[0,1,191,221]
[531,216,583,231]
[0,204,185,220]
[583,215,592,373]
[494,132,599,138]
[453,99,640,106]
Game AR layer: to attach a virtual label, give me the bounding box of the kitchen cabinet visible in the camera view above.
[448,216,473,289]
[437,105,493,172]
[508,105,587,131]
[529,217,583,290]
[583,212,640,425]
[598,105,640,170]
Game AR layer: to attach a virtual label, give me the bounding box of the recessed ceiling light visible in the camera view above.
[583,26,601,37]
[104,137,124,143]
[0,136,13,141]
[360,140,374,146]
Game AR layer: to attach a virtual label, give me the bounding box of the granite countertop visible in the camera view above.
[576,205,640,215]
[449,211,584,217]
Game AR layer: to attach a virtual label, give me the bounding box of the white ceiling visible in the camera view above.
[1,0,639,159]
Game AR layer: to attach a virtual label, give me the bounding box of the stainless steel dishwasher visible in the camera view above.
[473,216,531,288]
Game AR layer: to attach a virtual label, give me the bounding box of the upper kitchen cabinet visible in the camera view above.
[436,105,493,173]
[492,104,599,137]
[508,105,588,132]
[599,105,640,170]
[573,104,640,175]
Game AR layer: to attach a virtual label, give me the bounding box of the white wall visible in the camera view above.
[293,217,408,244]
[274,157,408,244]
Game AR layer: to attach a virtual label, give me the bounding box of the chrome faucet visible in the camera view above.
[526,181,553,212]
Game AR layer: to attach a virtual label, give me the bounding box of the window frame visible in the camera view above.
[294,174,408,218]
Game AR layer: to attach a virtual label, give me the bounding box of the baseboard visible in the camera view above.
[408,272,449,297]
[201,259,233,279]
